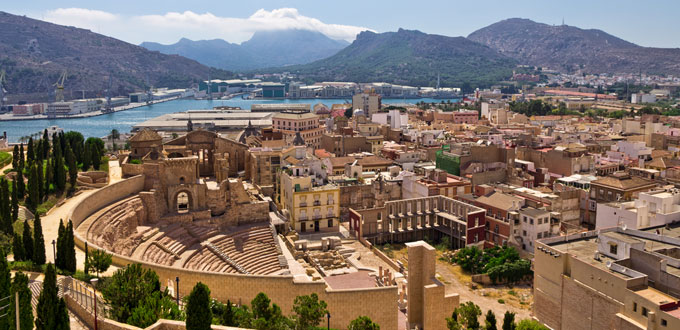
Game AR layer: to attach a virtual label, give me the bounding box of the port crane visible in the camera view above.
[54,70,67,102]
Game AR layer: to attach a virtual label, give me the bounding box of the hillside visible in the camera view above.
[0,11,232,103]
[267,29,516,87]
[141,29,349,71]
[468,18,680,75]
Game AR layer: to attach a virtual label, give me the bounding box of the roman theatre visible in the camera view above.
[69,129,458,330]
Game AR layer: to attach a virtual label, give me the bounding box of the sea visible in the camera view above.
[0,97,458,142]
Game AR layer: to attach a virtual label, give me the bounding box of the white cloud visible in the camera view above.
[44,8,118,32]
[41,7,371,45]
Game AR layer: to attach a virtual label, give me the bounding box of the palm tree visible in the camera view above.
[109,129,120,151]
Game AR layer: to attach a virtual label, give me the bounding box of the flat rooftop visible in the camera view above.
[323,270,377,290]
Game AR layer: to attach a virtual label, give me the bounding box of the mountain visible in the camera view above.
[0,11,232,103]
[140,29,349,71]
[468,18,680,75]
[265,29,516,87]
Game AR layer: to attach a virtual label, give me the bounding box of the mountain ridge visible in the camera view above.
[140,29,350,71]
[0,11,232,103]
[263,28,517,87]
[467,18,680,75]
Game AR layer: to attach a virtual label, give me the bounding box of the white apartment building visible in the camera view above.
[596,188,680,230]
[516,207,552,253]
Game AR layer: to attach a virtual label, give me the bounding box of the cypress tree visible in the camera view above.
[36,264,70,330]
[12,145,19,170]
[9,271,33,330]
[21,220,33,262]
[15,167,25,200]
[0,179,11,234]
[11,180,18,223]
[42,129,50,160]
[26,164,39,212]
[26,138,34,163]
[0,249,10,330]
[53,141,66,192]
[37,161,44,202]
[33,213,45,266]
[66,145,77,194]
[65,220,76,273]
[36,139,43,163]
[91,142,101,170]
[12,232,24,261]
[82,144,91,171]
[186,282,212,330]
[55,219,65,270]
[18,143,24,171]
[44,158,53,195]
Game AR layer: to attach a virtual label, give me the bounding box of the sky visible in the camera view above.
[3,0,680,47]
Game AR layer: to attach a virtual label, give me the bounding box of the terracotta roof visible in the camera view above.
[314,149,332,159]
[130,128,162,142]
[591,174,656,190]
[476,191,523,211]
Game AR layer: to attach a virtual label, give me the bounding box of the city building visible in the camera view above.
[272,110,323,148]
[352,92,381,117]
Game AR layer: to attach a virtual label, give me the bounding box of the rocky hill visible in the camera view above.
[267,29,516,87]
[468,18,680,75]
[0,11,232,103]
[141,29,349,71]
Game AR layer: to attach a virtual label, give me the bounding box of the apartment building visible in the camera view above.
[272,110,323,148]
[352,92,381,117]
[535,225,680,330]
[279,165,340,234]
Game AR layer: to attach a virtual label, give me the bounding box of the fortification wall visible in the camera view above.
[69,176,398,330]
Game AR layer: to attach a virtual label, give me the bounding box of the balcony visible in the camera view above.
[313,200,321,206]
[299,216,308,221]
[300,202,307,207]
[313,215,322,220]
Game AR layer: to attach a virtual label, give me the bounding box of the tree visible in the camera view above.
[127,290,182,328]
[18,143,24,172]
[55,219,65,270]
[36,161,44,201]
[11,180,18,223]
[32,214,45,265]
[26,138,34,163]
[502,312,516,330]
[8,272,33,330]
[110,129,120,151]
[15,165,25,199]
[52,141,66,192]
[348,316,380,330]
[12,232,24,261]
[455,301,481,330]
[66,144,77,194]
[42,129,50,160]
[292,293,328,330]
[186,282,212,330]
[82,144,92,171]
[0,179,11,234]
[12,145,19,170]
[485,310,497,330]
[102,263,162,323]
[36,264,70,330]
[249,292,291,330]
[515,320,548,330]
[90,142,101,170]
[86,248,112,277]
[21,220,33,262]
[44,158,53,195]
[64,220,76,273]
[26,164,39,212]
[220,300,235,326]
[0,249,11,329]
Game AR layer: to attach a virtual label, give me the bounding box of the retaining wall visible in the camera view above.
[69,176,398,330]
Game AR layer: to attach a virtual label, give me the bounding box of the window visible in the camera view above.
[610,244,618,255]
[523,230,527,237]
[328,219,333,228]
[537,232,542,239]
[661,319,667,327]
[530,218,534,225]
[633,302,637,312]
[642,307,648,317]
[523,216,527,223]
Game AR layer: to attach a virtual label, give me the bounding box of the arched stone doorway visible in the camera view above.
[174,190,192,213]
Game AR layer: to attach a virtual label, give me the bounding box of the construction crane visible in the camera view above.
[54,70,67,102]
[0,70,7,110]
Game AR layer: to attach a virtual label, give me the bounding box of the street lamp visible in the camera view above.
[51,240,56,262]
[175,277,180,306]
[326,311,331,330]
[90,278,99,330]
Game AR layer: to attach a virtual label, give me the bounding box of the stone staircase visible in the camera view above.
[205,242,249,275]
